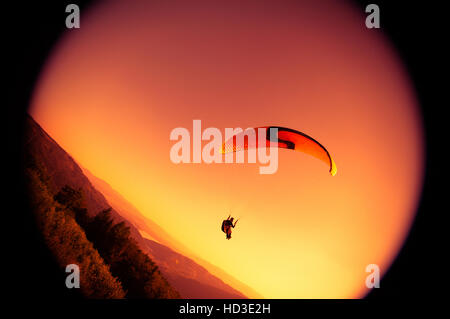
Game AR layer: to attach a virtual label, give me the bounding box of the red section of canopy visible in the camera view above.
[222,126,337,175]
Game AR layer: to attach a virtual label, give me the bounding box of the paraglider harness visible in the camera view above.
[221,216,238,239]
[221,220,232,232]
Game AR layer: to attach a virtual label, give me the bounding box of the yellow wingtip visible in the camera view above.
[330,158,337,176]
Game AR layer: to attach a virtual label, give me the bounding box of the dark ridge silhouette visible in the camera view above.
[27,168,126,298]
[26,147,179,298]
[83,166,258,298]
[145,238,246,299]
[24,114,248,299]
[164,275,245,299]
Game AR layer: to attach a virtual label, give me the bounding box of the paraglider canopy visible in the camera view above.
[222,126,337,176]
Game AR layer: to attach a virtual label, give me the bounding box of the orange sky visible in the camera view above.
[30,0,424,298]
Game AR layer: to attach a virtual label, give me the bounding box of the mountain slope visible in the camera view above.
[24,115,148,249]
[82,167,187,251]
[25,115,248,299]
[145,239,245,299]
[83,167,262,298]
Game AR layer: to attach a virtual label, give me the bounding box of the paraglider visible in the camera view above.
[221,215,239,240]
[219,126,336,239]
[221,126,337,176]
